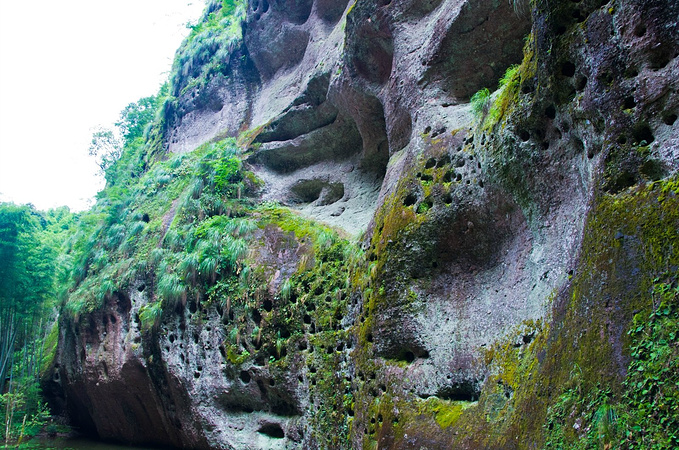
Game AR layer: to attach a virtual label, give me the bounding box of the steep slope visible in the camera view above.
[45,0,678,449]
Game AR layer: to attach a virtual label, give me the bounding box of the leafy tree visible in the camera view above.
[0,203,74,444]
[116,95,158,144]
[89,94,161,186]
[88,127,122,176]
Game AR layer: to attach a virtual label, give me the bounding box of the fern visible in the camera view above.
[139,302,163,331]
[157,271,186,308]
[498,64,520,89]
[470,88,491,116]
[280,279,293,301]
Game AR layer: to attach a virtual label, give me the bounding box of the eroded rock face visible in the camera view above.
[167,0,530,236]
[49,0,679,448]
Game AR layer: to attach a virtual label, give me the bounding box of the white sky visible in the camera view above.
[0,0,205,211]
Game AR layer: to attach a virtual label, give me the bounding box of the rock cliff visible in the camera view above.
[45,0,678,448]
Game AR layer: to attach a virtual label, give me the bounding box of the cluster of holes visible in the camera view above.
[250,0,269,21]
[402,148,484,212]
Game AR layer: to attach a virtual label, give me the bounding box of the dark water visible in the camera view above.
[24,437,157,449]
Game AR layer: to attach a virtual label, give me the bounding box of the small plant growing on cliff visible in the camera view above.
[139,302,162,331]
[471,88,491,116]
[280,279,293,301]
[157,270,187,309]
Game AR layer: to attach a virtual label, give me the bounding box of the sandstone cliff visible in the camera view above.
[45,0,678,448]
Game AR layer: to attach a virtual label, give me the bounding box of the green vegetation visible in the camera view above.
[470,87,491,116]
[621,280,678,448]
[64,135,255,323]
[543,278,679,450]
[170,0,246,97]
[0,203,75,445]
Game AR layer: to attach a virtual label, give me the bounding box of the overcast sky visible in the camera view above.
[0,0,205,211]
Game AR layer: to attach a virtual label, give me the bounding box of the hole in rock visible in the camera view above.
[571,9,586,23]
[425,158,437,169]
[437,154,451,167]
[240,371,251,383]
[598,71,614,85]
[403,193,417,207]
[624,66,638,79]
[423,126,432,134]
[561,61,576,77]
[437,380,481,402]
[649,49,671,70]
[634,24,647,37]
[623,96,636,109]
[416,199,433,214]
[519,130,531,142]
[632,123,655,145]
[640,159,665,181]
[290,180,344,205]
[662,112,677,126]
[431,127,446,138]
[258,423,285,439]
[576,76,588,91]
[142,213,150,223]
[137,284,146,292]
[545,105,556,120]
[263,299,273,312]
